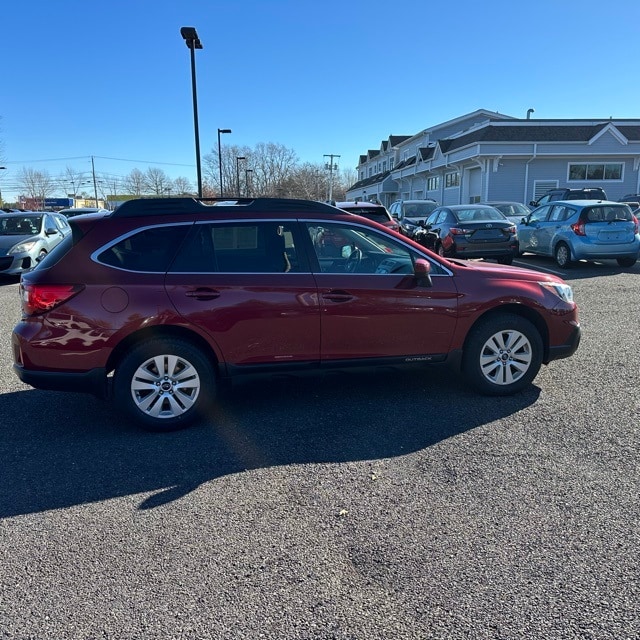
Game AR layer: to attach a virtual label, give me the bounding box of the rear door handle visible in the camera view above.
[185,288,221,301]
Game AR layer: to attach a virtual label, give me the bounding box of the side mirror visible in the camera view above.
[529,200,538,207]
[414,258,432,288]
[45,227,58,236]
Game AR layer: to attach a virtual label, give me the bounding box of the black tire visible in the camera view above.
[554,242,572,268]
[437,244,446,258]
[617,257,637,268]
[462,313,543,395]
[114,338,216,432]
[497,255,513,265]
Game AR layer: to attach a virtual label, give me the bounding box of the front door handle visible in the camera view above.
[322,290,354,303]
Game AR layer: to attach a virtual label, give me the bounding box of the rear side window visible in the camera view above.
[97,224,190,272]
[170,221,303,273]
[583,205,633,223]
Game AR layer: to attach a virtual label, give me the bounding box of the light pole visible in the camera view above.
[0,167,6,206]
[217,128,232,197]
[180,26,204,198]
[236,156,246,197]
[245,168,253,197]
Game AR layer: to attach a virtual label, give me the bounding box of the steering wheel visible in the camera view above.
[345,247,362,272]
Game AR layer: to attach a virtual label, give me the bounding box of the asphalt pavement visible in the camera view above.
[0,258,638,639]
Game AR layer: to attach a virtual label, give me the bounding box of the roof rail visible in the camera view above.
[111,196,339,218]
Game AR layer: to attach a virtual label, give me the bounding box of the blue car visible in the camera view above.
[518,200,639,268]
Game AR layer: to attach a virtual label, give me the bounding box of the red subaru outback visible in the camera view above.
[12,197,580,431]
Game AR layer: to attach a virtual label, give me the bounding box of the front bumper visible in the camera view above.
[546,322,581,363]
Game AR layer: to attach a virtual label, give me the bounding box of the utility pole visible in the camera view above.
[324,154,340,202]
[91,156,99,207]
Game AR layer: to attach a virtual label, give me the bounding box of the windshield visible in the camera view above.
[405,202,437,217]
[0,215,42,235]
[453,208,506,222]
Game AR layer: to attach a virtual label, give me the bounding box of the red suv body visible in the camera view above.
[12,197,580,431]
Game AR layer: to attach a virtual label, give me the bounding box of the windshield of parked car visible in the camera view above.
[405,202,438,218]
[346,208,390,224]
[0,215,42,235]
[453,208,506,222]
[493,203,530,216]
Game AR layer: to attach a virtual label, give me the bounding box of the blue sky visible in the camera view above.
[1,0,639,200]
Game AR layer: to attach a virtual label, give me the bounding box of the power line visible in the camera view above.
[3,155,195,169]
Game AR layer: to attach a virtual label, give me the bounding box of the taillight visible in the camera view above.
[634,215,639,234]
[450,227,472,235]
[21,283,84,316]
[570,221,586,236]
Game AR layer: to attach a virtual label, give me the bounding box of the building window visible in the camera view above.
[445,171,460,188]
[427,176,440,191]
[390,159,395,169]
[568,163,623,181]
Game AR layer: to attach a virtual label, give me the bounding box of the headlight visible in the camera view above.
[540,281,574,303]
[8,240,38,255]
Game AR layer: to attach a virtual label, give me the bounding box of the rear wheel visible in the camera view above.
[497,255,513,265]
[437,244,446,258]
[114,338,216,432]
[554,242,572,268]
[462,314,543,395]
[616,257,637,268]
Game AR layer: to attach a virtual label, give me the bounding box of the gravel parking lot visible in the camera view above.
[0,258,638,639]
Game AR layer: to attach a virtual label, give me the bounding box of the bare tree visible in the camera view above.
[123,169,146,196]
[172,176,193,195]
[144,167,172,196]
[17,167,56,208]
[285,162,327,200]
[57,166,88,198]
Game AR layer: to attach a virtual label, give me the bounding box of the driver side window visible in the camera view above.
[305,221,431,275]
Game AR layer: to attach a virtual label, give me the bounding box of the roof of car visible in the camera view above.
[544,199,618,207]
[440,204,499,210]
[110,197,342,219]
[334,201,385,208]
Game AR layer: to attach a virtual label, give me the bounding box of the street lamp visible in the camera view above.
[217,128,232,197]
[245,168,253,197]
[0,167,6,206]
[236,156,246,197]
[180,26,204,198]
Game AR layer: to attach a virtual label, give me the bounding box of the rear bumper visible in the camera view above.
[13,364,110,399]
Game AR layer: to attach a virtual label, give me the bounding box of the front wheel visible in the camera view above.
[462,314,543,395]
[616,257,637,268]
[114,338,216,432]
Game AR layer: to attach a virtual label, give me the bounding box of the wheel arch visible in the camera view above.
[463,303,550,361]
[552,237,574,260]
[106,325,222,377]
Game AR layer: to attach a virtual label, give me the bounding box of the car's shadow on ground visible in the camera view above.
[1,366,540,518]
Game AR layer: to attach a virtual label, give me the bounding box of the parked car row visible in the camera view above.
[354,195,640,270]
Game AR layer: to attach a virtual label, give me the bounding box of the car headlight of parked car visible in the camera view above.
[8,240,38,255]
[539,281,574,303]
